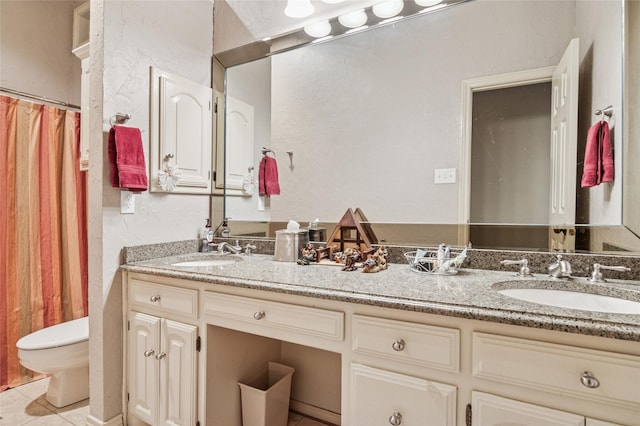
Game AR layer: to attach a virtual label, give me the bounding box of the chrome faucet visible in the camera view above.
[588,263,631,283]
[548,254,572,279]
[215,240,242,254]
[500,259,532,276]
[243,243,257,255]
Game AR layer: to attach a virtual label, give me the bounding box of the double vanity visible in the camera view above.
[121,247,640,426]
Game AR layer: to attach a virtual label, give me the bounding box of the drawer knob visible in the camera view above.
[150,295,161,302]
[389,411,403,425]
[155,352,167,360]
[253,311,266,320]
[580,371,600,389]
[143,349,155,357]
[392,339,406,352]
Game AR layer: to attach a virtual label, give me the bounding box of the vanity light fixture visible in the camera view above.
[284,0,314,18]
[312,35,335,43]
[419,3,446,13]
[372,0,404,18]
[321,0,346,3]
[415,0,443,7]
[379,16,403,25]
[338,9,368,28]
[304,20,332,38]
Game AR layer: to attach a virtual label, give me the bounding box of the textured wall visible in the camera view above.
[89,1,214,423]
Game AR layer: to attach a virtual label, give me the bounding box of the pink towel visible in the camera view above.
[581,120,614,188]
[108,125,148,192]
[259,155,280,196]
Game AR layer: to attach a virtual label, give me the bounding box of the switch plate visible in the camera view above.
[120,191,136,214]
[434,168,456,184]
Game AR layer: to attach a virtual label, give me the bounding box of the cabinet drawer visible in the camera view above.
[203,292,344,343]
[129,278,198,319]
[349,363,456,426]
[473,332,640,408]
[352,314,459,372]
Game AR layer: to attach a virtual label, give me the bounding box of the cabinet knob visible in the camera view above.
[150,295,161,302]
[155,352,167,360]
[143,349,155,357]
[389,411,403,425]
[580,371,600,389]
[392,339,406,352]
[253,311,266,320]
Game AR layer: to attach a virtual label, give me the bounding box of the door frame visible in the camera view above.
[458,66,555,246]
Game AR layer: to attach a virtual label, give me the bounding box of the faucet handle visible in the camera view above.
[588,263,631,283]
[244,243,257,255]
[500,259,532,277]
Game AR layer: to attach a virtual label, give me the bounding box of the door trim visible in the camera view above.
[458,66,555,246]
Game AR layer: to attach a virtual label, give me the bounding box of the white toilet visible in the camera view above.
[16,316,89,408]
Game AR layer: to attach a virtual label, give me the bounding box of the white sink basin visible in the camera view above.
[172,257,241,267]
[498,288,640,315]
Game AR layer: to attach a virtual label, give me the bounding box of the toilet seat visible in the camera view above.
[17,316,88,350]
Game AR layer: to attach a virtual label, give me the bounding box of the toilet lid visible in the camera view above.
[16,316,89,350]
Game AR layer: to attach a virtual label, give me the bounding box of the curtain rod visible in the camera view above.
[0,86,81,110]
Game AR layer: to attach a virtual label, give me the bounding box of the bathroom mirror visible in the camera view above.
[214,0,639,254]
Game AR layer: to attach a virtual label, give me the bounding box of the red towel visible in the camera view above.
[259,155,280,196]
[108,125,148,192]
[581,120,614,188]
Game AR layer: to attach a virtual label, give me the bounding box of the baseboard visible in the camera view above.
[290,399,341,425]
[86,413,123,426]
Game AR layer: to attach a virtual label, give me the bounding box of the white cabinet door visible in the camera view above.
[223,96,255,194]
[150,67,213,194]
[350,363,456,426]
[128,312,198,426]
[159,319,198,426]
[128,312,161,425]
[471,392,584,426]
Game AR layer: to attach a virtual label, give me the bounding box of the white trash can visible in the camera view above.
[238,362,295,426]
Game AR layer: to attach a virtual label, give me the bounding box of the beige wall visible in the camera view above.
[0,0,81,104]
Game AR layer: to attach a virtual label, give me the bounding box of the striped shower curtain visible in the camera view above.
[0,95,88,391]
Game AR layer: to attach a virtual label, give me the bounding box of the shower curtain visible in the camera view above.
[0,95,88,391]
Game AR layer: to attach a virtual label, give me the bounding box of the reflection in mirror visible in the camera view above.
[217,0,639,254]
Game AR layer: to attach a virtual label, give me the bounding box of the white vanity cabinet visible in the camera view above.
[350,363,457,425]
[125,275,200,426]
[471,392,624,426]
[128,312,198,426]
[349,315,459,425]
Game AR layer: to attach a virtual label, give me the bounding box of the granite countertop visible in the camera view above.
[122,252,640,341]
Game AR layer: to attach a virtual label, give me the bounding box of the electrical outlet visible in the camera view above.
[120,191,136,214]
[434,168,457,184]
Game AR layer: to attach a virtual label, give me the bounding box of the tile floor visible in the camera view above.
[0,378,89,425]
[1,377,331,426]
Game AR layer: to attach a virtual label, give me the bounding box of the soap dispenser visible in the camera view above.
[200,219,213,252]
[220,219,230,238]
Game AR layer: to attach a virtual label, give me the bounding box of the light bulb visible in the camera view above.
[415,0,443,7]
[304,20,332,38]
[284,0,314,18]
[372,0,404,19]
[338,9,367,28]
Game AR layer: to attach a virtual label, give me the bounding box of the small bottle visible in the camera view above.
[201,219,213,252]
[220,219,230,238]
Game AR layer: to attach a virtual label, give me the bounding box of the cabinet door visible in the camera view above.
[159,319,198,426]
[350,363,456,426]
[128,312,161,426]
[471,392,584,426]
[150,67,213,194]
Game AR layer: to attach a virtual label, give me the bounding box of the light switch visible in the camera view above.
[434,168,457,184]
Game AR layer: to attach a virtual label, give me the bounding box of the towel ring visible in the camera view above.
[261,147,276,156]
[595,105,613,122]
[109,112,131,126]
